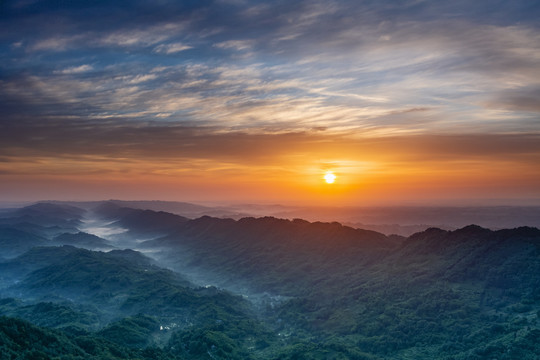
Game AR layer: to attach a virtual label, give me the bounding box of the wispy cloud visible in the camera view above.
[30,35,84,51]
[214,40,254,51]
[55,64,94,74]
[153,42,192,54]
[487,86,540,113]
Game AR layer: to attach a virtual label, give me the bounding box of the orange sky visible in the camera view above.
[2,132,539,205]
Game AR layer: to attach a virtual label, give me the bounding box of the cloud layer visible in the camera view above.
[1,0,539,203]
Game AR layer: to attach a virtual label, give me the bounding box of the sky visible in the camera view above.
[1,0,540,206]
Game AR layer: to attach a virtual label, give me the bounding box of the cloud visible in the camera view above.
[1,110,539,165]
[2,1,540,146]
[214,40,254,51]
[125,74,158,84]
[153,42,192,54]
[30,36,82,51]
[487,86,540,113]
[99,27,171,47]
[55,64,94,74]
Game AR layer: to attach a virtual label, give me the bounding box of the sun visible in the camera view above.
[324,172,336,184]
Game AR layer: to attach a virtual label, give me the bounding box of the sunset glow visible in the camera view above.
[0,1,539,205]
[324,173,337,184]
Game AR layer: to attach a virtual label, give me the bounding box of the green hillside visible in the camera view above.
[0,203,539,359]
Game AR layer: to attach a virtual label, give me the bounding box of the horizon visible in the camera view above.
[3,198,540,235]
[1,1,539,205]
[3,197,540,209]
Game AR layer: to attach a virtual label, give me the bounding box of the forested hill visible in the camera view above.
[0,202,539,359]
[0,246,272,359]
[140,218,540,359]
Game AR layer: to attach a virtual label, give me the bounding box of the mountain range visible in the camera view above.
[0,201,538,359]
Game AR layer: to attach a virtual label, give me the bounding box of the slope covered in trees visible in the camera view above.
[0,202,538,359]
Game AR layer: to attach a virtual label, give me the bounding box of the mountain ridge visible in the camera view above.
[0,202,539,359]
